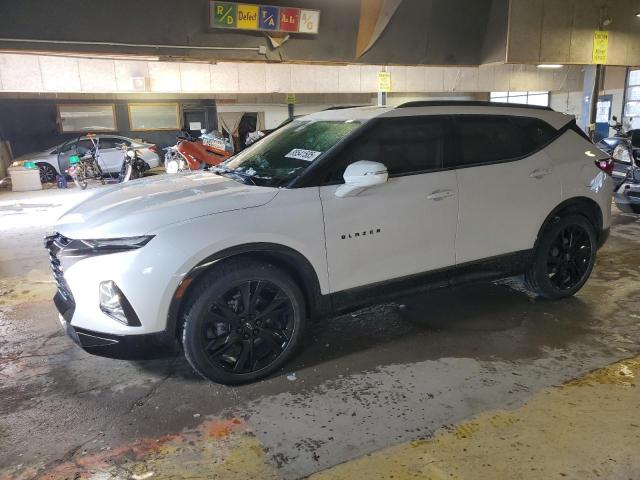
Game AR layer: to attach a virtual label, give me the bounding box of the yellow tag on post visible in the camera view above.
[377,71,391,93]
[592,30,608,64]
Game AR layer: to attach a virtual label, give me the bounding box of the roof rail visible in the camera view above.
[322,105,367,111]
[396,100,553,112]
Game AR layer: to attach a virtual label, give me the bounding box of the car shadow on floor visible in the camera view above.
[286,281,596,373]
[134,281,598,384]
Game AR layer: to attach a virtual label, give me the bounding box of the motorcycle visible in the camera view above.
[613,135,640,214]
[117,143,149,182]
[596,116,636,155]
[165,129,231,174]
[66,135,105,190]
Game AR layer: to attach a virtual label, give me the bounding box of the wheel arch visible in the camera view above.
[35,161,59,173]
[166,243,330,339]
[535,196,604,250]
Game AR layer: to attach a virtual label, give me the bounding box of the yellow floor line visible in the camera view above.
[310,356,640,480]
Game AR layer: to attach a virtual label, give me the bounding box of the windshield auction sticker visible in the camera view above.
[285,148,322,161]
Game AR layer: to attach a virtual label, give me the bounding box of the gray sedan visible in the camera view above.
[15,135,161,183]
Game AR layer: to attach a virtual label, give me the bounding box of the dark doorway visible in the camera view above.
[183,108,208,137]
[237,113,258,150]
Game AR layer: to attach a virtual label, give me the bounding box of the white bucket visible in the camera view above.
[8,166,42,192]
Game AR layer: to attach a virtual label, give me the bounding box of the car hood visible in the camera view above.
[55,173,279,238]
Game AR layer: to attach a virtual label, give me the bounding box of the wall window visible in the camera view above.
[57,104,116,133]
[128,103,180,131]
[624,69,640,119]
[490,91,550,107]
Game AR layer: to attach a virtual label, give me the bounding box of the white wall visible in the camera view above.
[0,53,585,95]
[549,91,584,119]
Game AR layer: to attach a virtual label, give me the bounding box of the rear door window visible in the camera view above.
[511,117,557,150]
[449,116,530,168]
[99,137,124,149]
[446,116,558,168]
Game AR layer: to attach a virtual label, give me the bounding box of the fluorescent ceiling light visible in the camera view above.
[538,64,564,69]
[636,12,640,17]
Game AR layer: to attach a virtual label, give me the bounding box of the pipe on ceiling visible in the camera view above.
[0,38,267,55]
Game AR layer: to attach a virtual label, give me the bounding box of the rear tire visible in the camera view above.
[181,259,306,385]
[525,214,597,300]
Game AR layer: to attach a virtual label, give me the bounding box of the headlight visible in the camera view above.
[613,145,632,164]
[165,159,179,174]
[64,235,154,256]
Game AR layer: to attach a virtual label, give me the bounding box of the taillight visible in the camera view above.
[595,158,614,176]
[149,145,157,153]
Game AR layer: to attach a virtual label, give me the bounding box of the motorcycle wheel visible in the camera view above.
[119,163,132,183]
[73,177,87,190]
[73,166,88,190]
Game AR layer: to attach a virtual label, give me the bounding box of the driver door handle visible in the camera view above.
[427,189,455,201]
[529,168,552,179]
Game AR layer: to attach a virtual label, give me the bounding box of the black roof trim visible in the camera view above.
[396,101,554,112]
[323,105,368,111]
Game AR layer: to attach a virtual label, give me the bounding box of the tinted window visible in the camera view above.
[60,139,94,154]
[511,117,557,149]
[450,116,557,168]
[452,116,528,167]
[326,116,444,182]
[99,138,126,149]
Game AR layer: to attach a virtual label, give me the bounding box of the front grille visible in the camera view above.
[44,233,75,315]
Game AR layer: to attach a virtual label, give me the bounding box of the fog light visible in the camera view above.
[99,281,141,326]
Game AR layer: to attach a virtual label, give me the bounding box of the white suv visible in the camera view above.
[46,102,614,384]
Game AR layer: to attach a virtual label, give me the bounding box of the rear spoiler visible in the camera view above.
[562,119,593,143]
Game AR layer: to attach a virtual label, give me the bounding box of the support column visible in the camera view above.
[581,64,603,138]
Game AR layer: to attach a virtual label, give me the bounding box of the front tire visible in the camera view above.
[37,163,57,183]
[525,214,597,300]
[181,259,306,385]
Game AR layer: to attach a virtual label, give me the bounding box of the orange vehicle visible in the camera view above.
[177,130,231,168]
[165,130,231,173]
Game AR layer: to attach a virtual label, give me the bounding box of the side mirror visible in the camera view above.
[335,160,388,198]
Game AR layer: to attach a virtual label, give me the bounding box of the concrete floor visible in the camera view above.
[1,186,639,480]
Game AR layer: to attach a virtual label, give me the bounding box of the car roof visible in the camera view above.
[301,102,573,130]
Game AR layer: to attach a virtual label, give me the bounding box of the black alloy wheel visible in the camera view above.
[546,224,592,291]
[202,280,294,374]
[526,214,597,300]
[182,259,306,384]
[37,163,57,183]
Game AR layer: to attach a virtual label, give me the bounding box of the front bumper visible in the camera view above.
[59,314,177,360]
[45,232,181,359]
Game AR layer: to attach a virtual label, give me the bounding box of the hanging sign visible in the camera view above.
[592,30,608,64]
[377,71,391,93]
[210,2,320,34]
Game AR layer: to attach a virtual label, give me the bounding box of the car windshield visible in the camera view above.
[219,119,362,187]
